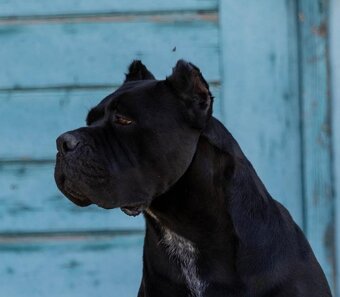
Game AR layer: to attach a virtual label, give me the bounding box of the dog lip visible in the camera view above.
[120,204,146,217]
[63,185,93,207]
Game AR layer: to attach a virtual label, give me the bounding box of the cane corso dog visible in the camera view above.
[55,60,332,297]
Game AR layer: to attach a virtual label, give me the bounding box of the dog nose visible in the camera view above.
[56,133,80,154]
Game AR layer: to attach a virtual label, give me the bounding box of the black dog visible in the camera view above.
[55,60,332,297]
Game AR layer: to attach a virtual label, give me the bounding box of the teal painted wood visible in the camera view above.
[219,0,303,226]
[0,234,144,297]
[330,0,340,295]
[0,85,221,160]
[0,0,217,17]
[0,163,145,232]
[298,0,335,292]
[330,0,340,296]
[0,18,219,89]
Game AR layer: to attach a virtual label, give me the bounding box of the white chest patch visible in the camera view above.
[160,227,207,297]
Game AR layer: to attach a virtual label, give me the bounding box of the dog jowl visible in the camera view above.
[55,60,332,297]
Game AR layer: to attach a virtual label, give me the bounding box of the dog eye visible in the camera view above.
[114,114,133,125]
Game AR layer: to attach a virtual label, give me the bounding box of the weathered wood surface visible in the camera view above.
[330,1,340,295]
[298,0,335,292]
[0,234,144,297]
[0,19,219,89]
[0,163,145,232]
[0,0,217,17]
[219,0,303,227]
[0,85,221,161]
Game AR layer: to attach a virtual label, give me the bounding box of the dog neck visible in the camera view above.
[147,136,235,243]
[142,123,240,296]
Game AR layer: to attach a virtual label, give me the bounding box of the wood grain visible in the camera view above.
[219,0,303,226]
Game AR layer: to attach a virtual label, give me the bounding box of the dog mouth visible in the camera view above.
[55,161,147,214]
[56,172,93,207]
[59,176,146,214]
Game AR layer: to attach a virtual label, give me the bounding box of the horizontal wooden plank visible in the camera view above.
[219,0,303,227]
[0,163,145,232]
[0,19,219,89]
[0,85,221,160]
[0,89,107,160]
[0,0,217,18]
[0,234,144,297]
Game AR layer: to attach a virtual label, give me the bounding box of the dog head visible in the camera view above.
[54,60,213,215]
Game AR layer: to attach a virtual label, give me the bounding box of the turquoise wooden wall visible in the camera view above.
[0,0,338,296]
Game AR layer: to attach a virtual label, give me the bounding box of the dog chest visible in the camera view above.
[160,227,207,297]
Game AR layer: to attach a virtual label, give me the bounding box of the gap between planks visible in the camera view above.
[0,81,220,93]
[0,11,218,25]
[0,229,144,243]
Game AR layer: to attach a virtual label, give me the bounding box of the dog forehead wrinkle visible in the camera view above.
[90,82,146,114]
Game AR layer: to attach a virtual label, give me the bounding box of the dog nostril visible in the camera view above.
[57,133,80,154]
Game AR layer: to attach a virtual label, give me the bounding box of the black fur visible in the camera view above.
[55,60,332,297]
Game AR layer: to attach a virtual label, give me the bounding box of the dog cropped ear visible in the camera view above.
[166,60,213,129]
[124,60,155,82]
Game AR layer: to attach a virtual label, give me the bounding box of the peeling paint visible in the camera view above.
[312,22,327,37]
[62,259,81,269]
[298,12,305,22]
